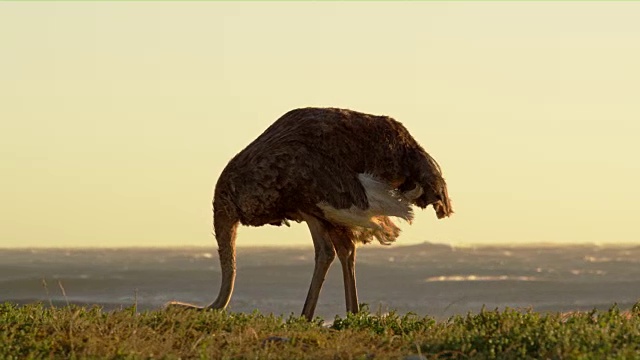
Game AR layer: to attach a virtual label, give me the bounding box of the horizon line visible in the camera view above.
[1,241,638,251]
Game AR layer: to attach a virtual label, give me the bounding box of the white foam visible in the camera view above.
[424,275,539,282]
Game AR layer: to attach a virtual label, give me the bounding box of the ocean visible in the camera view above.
[1,243,639,321]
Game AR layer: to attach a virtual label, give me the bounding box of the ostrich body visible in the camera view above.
[183,107,452,320]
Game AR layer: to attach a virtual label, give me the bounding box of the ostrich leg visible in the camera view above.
[301,215,336,320]
[335,240,358,314]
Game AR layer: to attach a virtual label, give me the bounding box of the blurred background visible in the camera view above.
[1,2,639,248]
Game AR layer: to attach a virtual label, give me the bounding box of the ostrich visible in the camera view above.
[172,107,453,320]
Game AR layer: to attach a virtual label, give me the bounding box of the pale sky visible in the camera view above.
[1,2,639,248]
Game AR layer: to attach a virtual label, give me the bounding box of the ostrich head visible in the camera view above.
[412,182,453,219]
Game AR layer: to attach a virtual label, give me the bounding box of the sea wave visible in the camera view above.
[424,275,538,282]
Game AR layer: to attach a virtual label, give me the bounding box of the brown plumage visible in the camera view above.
[171,107,453,320]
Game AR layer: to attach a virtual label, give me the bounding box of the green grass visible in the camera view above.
[2,303,640,359]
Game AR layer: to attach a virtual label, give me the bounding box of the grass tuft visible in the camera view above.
[1,302,640,359]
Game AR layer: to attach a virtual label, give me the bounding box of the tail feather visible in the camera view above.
[318,173,415,245]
